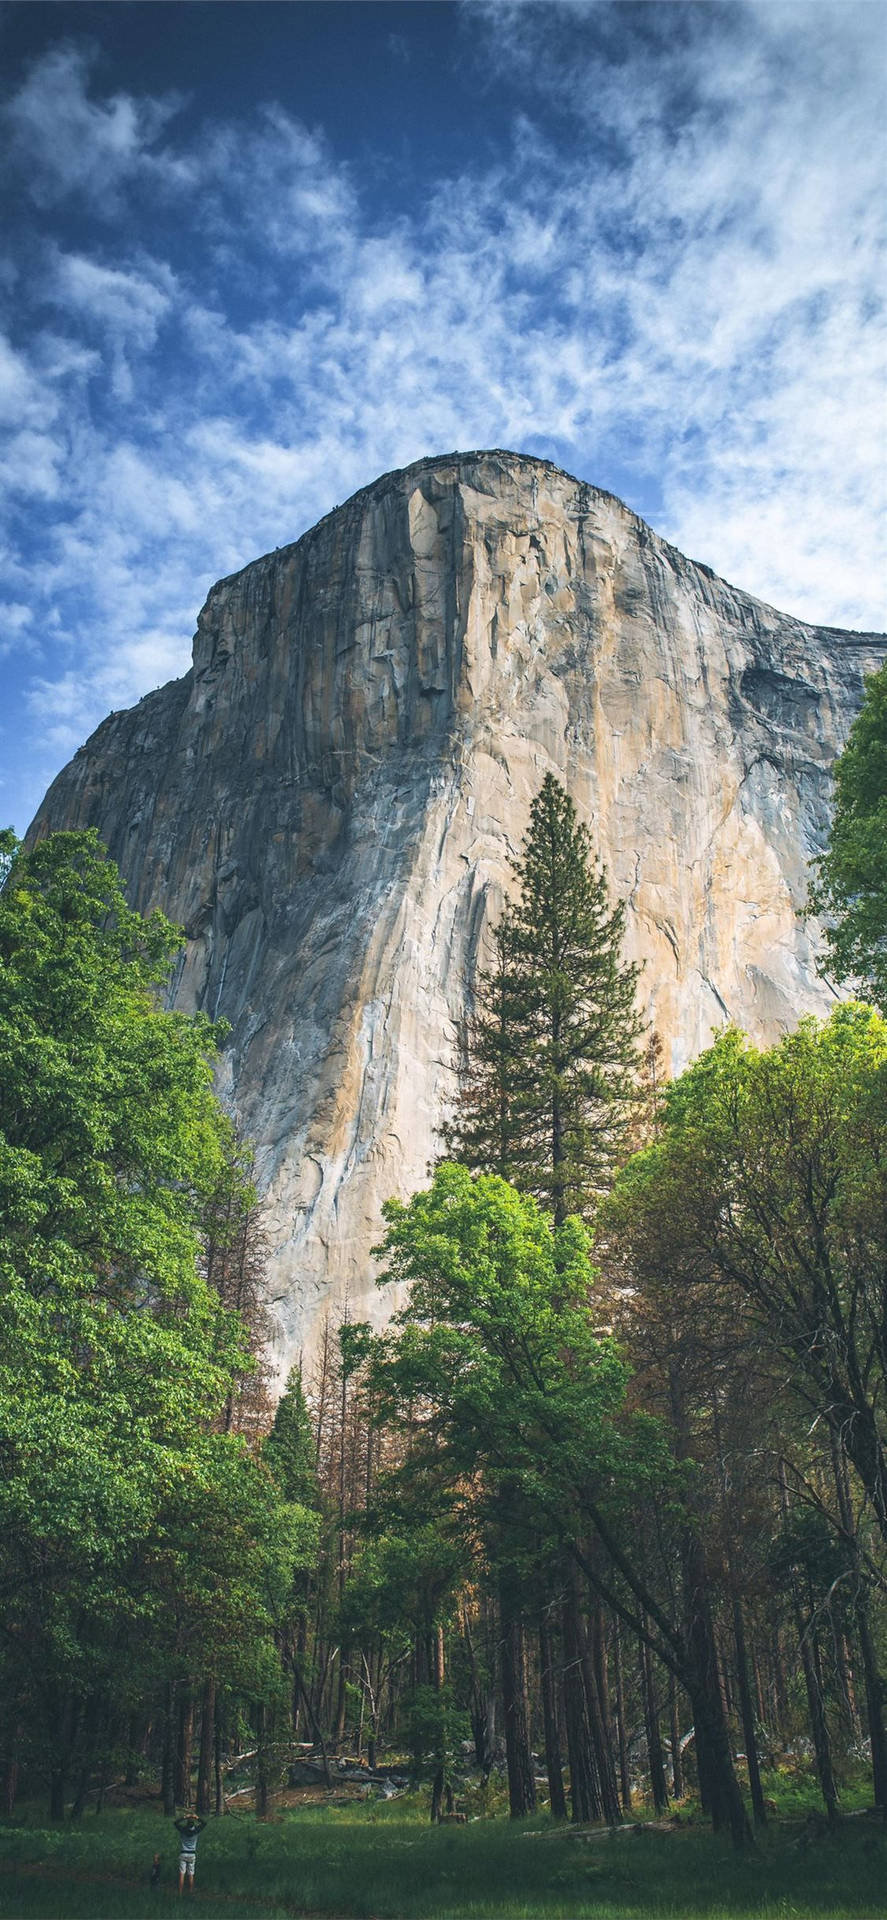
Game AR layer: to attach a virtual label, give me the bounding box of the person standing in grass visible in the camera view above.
[173,1813,206,1894]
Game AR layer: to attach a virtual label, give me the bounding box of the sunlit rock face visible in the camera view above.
[29,450,886,1376]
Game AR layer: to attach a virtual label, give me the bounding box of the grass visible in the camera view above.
[1,1795,886,1920]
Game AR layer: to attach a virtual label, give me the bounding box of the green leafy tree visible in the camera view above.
[448,776,643,1223]
[609,1006,887,1544]
[604,1004,887,1820]
[372,1162,753,1845]
[811,662,887,1010]
[0,830,307,1815]
[341,1509,467,1794]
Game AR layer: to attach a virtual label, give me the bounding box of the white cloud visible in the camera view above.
[1,4,884,832]
[0,428,65,502]
[0,602,34,661]
[0,335,57,428]
[53,254,173,346]
[2,44,182,206]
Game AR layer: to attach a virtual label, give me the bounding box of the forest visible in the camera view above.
[0,663,884,1872]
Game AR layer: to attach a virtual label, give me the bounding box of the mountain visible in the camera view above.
[28,450,886,1375]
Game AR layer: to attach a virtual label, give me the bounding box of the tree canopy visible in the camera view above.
[811,661,887,1011]
[0,831,316,1816]
[605,1003,887,1543]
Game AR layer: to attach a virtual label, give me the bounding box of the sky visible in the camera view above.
[1,0,885,834]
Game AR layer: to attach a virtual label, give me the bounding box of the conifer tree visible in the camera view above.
[265,1368,318,1508]
[449,776,644,1222]
[443,918,523,1179]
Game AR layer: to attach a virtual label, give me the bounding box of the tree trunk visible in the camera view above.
[174,1687,194,1809]
[779,1461,837,1826]
[333,1650,349,1748]
[538,1612,567,1819]
[124,1711,140,1788]
[430,1622,446,1824]
[255,1702,269,1819]
[639,1632,669,1814]
[48,1691,78,1822]
[161,1682,176,1817]
[856,1603,887,1813]
[798,1614,839,1826]
[668,1670,683,1801]
[500,1583,537,1818]
[731,1595,766,1826]
[49,1767,67,1822]
[2,1747,18,1818]
[831,1430,887,1811]
[196,1676,216,1816]
[681,1531,751,1848]
[296,1673,332,1787]
[70,1761,91,1821]
[585,1602,620,1826]
[562,1588,600,1823]
[214,1720,224,1817]
[70,1695,100,1822]
[612,1617,632,1814]
[463,1612,490,1776]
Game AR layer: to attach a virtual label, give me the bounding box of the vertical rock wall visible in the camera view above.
[29,450,886,1376]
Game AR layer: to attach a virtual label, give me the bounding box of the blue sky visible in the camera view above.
[1,0,885,834]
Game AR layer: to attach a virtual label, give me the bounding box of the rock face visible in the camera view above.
[28,450,886,1377]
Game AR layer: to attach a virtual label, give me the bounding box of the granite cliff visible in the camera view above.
[28,450,886,1377]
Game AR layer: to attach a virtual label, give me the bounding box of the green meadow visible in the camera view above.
[1,1796,885,1920]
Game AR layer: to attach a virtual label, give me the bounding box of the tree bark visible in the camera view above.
[174,1686,194,1809]
[49,1767,67,1822]
[731,1596,766,1826]
[161,1682,176,1817]
[639,1631,669,1814]
[255,1702,269,1818]
[538,1612,567,1819]
[612,1616,632,1814]
[500,1583,537,1818]
[462,1613,490,1776]
[214,1719,224,1817]
[196,1675,216,1816]
[2,1747,18,1819]
[430,1623,446,1823]
[70,1696,100,1821]
[668,1670,683,1801]
[856,1604,887,1813]
[681,1531,751,1848]
[48,1692,79,1822]
[831,1430,887,1811]
[562,1588,600,1823]
[799,1616,839,1825]
[586,1601,620,1826]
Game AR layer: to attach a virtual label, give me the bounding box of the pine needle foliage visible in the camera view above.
[447,776,644,1222]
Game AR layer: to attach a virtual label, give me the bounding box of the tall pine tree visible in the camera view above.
[448,776,643,1223]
